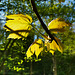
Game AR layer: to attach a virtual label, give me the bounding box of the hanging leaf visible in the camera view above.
[26,39,44,58]
[58,0,65,3]
[4,14,32,39]
[45,36,64,55]
[48,18,71,34]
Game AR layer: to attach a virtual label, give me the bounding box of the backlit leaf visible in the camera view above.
[4,14,32,39]
[48,18,71,34]
[45,36,64,55]
[26,39,44,58]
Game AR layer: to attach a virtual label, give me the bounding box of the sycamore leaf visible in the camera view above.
[48,18,71,34]
[58,0,65,3]
[26,39,44,58]
[45,36,64,55]
[4,14,32,39]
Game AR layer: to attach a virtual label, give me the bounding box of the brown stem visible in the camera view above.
[4,25,26,38]
[30,0,58,44]
[0,39,11,58]
[0,39,16,72]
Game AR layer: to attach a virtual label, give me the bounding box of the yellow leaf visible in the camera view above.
[54,37,64,53]
[45,36,64,55]
[26,39,44,58]
[4,14,32,39]
[48,18,71,34]
[5,14,32,23]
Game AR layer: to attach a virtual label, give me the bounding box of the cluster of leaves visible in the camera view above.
[4,13,71,58]
[4,14,32,39]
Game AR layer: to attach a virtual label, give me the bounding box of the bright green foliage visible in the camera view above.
[13,66,24,72]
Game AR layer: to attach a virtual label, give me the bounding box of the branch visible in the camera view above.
[0,39,11,58]
[0,39,16,72]
[4,25,27,38]
[32,26,50,40]
[30,0,57,43]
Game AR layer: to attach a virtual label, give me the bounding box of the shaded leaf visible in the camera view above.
[48,18,71,34]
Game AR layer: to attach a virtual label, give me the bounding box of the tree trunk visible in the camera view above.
[30,61,32,75]
[52,55,57,75]
[43,66,45,75]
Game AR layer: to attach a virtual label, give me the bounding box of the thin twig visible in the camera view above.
[32,26,50,40]
[0,39,11,58]
[4,25,27,38]
[30,0,58,44]
[0,39,16,72]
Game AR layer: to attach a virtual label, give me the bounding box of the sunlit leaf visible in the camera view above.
[48,18,71,34]
[4,14,32,39]
[45,36,64,55]
[6,14,32,23]
[26,39,44,58]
